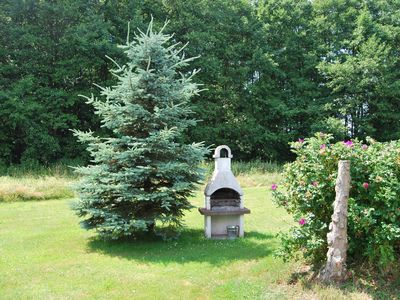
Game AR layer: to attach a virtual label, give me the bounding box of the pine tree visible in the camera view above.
[72,20,208,240]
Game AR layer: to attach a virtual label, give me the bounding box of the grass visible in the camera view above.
[0,161,78,178]
[0,161,280,202]
[1,178,398,299]
[0,162,398,298]
[0,162,78,202]
[0,176,75,202]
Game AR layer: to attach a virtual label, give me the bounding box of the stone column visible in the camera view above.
[205,216,212,238]
[239,215,244,237]
[319,160,350,283]
[205,196,211,238]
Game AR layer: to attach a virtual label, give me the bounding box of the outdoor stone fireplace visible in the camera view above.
[199,145,250,238]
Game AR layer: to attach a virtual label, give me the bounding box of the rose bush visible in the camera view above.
[273,133,400,270]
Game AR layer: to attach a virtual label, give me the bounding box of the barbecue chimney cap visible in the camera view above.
[213,145,233,158]
[205,145,243,196]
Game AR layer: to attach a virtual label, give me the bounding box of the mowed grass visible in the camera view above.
[1,187,294,299]
[2,189,392,298]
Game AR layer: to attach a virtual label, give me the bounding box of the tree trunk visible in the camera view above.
[147,221,155,233]
[319,160,351,283]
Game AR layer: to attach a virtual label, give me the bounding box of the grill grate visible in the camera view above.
[210,188,240,209]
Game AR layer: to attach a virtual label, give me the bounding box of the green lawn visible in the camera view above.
[0,186,396,299]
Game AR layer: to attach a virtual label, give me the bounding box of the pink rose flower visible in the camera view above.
[362,144,368,150]
[320,144,326,149]
[362,182,369,189]
[299,218,306,226]
[298,138,304,143]
[271,184,277,191]
[343,140,354,147]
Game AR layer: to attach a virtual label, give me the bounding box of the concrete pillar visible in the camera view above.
[205,196,210,210]
[205,216,212,238]
[239,215,244,237]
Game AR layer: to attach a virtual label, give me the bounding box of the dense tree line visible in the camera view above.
[1,0,399,165]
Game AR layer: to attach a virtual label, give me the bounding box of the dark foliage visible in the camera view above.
[1,0,400,164]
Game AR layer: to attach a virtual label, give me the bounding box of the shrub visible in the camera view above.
[272,133,400,270]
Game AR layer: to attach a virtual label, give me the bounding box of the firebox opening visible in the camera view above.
[210,188,240,211]
[219,148,229,158]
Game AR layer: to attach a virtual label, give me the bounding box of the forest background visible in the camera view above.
[1,0,399,166]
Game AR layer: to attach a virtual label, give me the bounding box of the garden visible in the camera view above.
[1,162,398,299]
[1,0,400,299]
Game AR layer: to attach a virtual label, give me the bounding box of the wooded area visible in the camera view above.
[1,0,399,165]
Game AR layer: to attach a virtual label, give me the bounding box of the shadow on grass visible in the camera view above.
[289,266,400,299]
[86,229,275,265]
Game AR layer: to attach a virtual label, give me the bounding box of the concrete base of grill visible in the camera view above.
[204,214,244,238]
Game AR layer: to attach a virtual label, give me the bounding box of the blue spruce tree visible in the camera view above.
[72,21,208,240]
